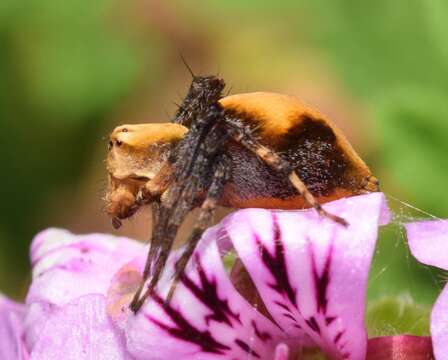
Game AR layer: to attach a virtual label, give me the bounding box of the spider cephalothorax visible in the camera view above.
[105,75,379,312]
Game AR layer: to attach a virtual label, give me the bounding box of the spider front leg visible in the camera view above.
[128,165,181,312]
[131,113,227,313]
[129,184,188,312]
[133,161,175,270]
[166,158,230,302]
[130,158,213,313]
[227,119,348,226]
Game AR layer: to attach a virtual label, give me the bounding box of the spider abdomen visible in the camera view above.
[219,92,378,209]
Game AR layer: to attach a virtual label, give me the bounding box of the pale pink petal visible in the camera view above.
[406,220,448,270]
[430,286,448,360]
[225,192,388,360]
[30,294,130,360]
[25,228,144,354]
[22,302,53,350]
[0,295,29,360]
[366,335,433,360]
[118,231,290,360]
[273,343,290,360]
[107,258,143,332]
[28,228,144,306]
[406,220,448,360]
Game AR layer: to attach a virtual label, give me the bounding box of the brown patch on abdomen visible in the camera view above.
[220,116,375,209]
[279,115,360,196]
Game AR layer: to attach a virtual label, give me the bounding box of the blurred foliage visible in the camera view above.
[0,0,447,334]
[0,0,155,297]
[366,295,430,337]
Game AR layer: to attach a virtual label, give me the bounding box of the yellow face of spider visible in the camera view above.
[105,123,187,223]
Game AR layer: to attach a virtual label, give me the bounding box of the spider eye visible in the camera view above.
[116,140,123,146]
[122,128,128,133]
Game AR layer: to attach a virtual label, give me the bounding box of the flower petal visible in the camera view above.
[225,192,388,359]
[0,295,29,360]
[111,193,387,359]
[430,286,448,360]
[25,228,144,353]
[30,294,129,360]
[273,343,289,360]
[366,335,433,360]
[119,231,289,360]
[406,220,448,360]
[406,220,448,270]
[22,302,53,351]
[27,228,144,306]
[107,258,143,332]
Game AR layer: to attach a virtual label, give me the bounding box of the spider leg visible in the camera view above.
[166,157,230,302]
[151,201,159,225]
[134,176,188,286]
[129,184,190,312]
[171,77,225,126]
[131,147,227,312]
[130,129,212,311]
[226,118,348,226]
[130,126,228,313]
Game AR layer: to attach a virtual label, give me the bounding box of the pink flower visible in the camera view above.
[0,193,434,359]
[0,295,28,359]
[407,220,448,360]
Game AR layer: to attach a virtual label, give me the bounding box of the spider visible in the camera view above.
[105,72,379,313]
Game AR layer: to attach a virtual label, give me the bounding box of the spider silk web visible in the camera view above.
[366,193,446,337]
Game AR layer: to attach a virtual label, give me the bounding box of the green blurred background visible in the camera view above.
[1,0,447,333]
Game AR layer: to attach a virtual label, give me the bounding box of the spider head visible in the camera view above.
[105,123,187,226]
